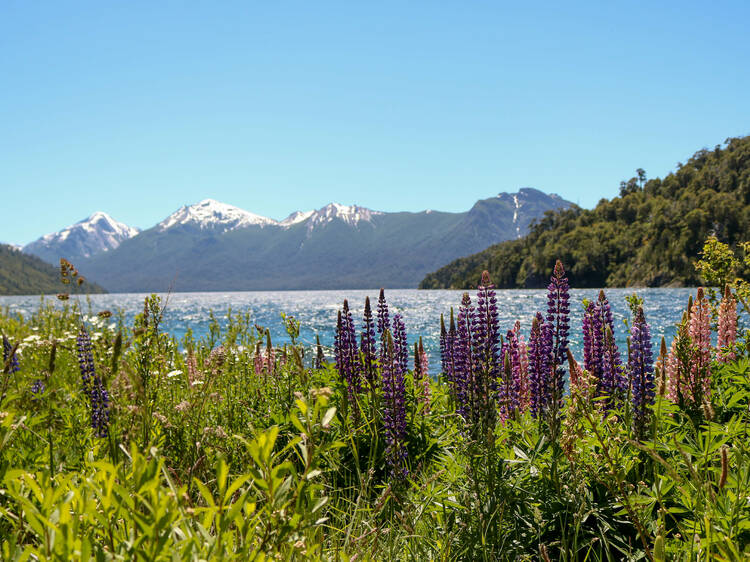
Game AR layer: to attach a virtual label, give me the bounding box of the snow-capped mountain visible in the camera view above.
[75,189,572,292]
[158,199,277,232]
[24,212,140,265]
[306,203,382,228]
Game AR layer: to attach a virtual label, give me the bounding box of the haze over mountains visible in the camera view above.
[20,189,571,292]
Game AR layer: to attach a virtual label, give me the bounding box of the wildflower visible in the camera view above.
[528,313,552,417]
[629,306,654,437]
[546,260,570,407]
[382,330,408,479]
[414,337,431,415]
[717,286,738,363]
[30,379,45,397]
[361,296,377,386]
[393,313,409,376]
[470,271,500,432]
[440,310,458,401]
[377,288,391,350]
[335,300,361,410]
[689,288,712,401]
[2,335,19,374]
[583,291,625,410]
[453,293,474,422]
[499,328,522,419]
[515,321,530,411]
[76,326,110,438]
[76,328,96,394]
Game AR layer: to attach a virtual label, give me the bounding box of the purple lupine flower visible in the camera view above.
[440,314,448,377]
[629,306,654,436]
[454,293,475,422]
[30,379,45,398]
[3,335,19,374]
[361,296,377,386]
[77,328,96,394]
[91,382,110,438]
[75,326,109,438]
[392,313,409,376]
[377,288,391,350]
[601,326,625,411]
[382,330,408,479]
[470,271,501,432]
[499,329,522,419]
[582,301,597,375]
[441,310,459,400]
[528,313,553,417]
[335,300,361,406]
[583,291,625,410]
[546,260,570,407]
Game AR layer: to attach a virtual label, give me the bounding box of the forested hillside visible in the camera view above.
[0,244,105,295]
[420,136,750,289]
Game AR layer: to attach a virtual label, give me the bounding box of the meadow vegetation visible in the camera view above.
[0,243,749,560]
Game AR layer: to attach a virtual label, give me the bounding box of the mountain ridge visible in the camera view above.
[66,188,570,292]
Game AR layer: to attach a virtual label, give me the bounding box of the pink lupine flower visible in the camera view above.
[717,286,738,363]
[518,331,530,411]
[689,288,712,399]
[414,338,431,415]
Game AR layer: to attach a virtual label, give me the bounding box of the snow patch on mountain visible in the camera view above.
[308,203,381,227]
[280,210,315,227]
[158,199,277,232]
[25,212,140,258]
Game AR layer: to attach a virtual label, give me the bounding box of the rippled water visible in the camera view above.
[1,288,701,368]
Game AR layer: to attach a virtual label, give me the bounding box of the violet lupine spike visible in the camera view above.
[361,296,377,385]
[471,271,501,431]
[601,326,625,411]
[517,331,530,412]
[528,313,552,417]
[504,329,522,416]
[546,260,570,406]
[454,293,475,422]
[377,288,391,344]
[382,330,408,479]
[2,335,19,374]
[582,301,597,375]
[718,286,738,363]
[441,309,458,399]
[91,381,110,438]
[335,301,361,408]
[75,326,109,437]
[629,306,654,437]
[392,313,409,376]
[77,328,96,394]
[440,314,447,374]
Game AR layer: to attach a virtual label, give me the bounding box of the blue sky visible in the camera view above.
[2,1,749,244]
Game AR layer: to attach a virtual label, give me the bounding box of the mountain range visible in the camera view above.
[20,188,571,292]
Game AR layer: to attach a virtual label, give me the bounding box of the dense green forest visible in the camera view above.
[0,244,105,295]
[421,136,750,289]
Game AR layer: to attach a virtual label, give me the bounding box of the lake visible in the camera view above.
[0,288,704,371]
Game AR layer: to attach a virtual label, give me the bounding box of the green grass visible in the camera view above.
[0,294,749,560]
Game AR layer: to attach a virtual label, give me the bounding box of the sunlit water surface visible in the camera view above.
[1,289,705,371]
